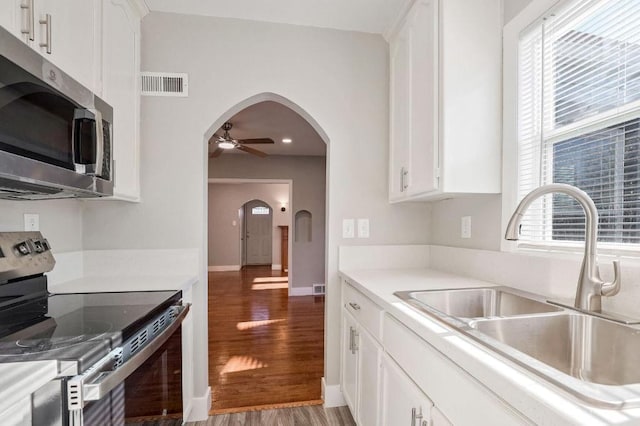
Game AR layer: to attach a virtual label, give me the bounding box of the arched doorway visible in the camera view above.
[205,93,328,413]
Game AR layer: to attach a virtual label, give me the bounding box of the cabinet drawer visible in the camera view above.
[383,314,530,425]
[343,282,383,341]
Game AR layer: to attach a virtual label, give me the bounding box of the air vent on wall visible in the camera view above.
[141,72,188,97]
[312,283,325,295]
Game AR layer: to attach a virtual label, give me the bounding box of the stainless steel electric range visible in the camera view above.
[0,232,189,425]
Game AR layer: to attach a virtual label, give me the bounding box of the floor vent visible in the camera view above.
[141,72,189,97]
[312,283,325,295]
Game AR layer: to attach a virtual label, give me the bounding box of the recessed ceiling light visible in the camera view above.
[282,138,292,144]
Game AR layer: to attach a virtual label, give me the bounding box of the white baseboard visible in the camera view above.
[322,377,346,407]
[208,265,240,272]
[186,386,211,421]
[271,264,282,270]
[288,286,313,296]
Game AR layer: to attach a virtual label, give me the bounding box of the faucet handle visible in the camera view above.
[601,260,621,297]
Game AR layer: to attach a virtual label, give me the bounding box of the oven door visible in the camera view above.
[68,304,189,426]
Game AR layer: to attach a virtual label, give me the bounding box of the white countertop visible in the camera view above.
[0,360,58,415]
[340,267,640,425]
[49,274,198,294]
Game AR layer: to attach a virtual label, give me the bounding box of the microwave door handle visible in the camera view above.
[69,303,190,406]
[92,109,104,177]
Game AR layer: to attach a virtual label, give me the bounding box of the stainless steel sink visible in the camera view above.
[471,314,640,386]
[396,287,561,319]
[394,286,640,408]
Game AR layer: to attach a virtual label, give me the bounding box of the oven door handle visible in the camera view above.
[68,303,190,408]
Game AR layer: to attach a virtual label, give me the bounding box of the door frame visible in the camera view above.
[208,178,293,292]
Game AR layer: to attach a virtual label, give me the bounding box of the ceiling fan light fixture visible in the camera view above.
[218,141,236,149]
[282,138,292,144]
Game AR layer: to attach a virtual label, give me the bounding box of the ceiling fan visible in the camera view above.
[209,122,274,158]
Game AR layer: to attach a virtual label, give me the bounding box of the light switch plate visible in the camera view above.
[461,216,471,239]
[357,218,370,238]
[343,219,355,239]
[24,214,39,231]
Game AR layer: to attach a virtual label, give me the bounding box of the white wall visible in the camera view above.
[208,182,290,267]
[0,200,83,252]
[81,12,431,408]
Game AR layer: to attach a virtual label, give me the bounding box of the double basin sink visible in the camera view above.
[394,287,640,408]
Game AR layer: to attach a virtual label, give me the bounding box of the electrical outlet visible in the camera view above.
[342,219,355,239]
[357,218,370,238]
[461,216,471,239]
[24,214,39,231]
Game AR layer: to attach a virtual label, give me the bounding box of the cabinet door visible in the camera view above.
[431,406,453,426]
[34,0,99,90]
[407,0,439,196]
[389,22,411,201]
[0,1,22,38]
[341,310,358,416]
[357,328,381,426]
[102,0,140,201]
[380,354,432,426]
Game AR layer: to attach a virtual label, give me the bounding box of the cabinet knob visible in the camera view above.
[348,302,361,311]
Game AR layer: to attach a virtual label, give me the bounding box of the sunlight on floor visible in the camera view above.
[220,355,268,375]
[252,282,289,290]
[253,276,289,283]
[236,318,286,330]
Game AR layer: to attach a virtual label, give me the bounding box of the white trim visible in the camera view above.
[271,264,282,270]
[208,265,240,271]
[322,377,346,408]
[288,286,313,296]
[186,386,211,422]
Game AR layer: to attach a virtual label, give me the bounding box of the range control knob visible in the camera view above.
[15,239,36,256]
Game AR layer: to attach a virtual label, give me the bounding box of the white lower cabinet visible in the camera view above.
[341,308,382,426]
[340,281,531,425]
[380,353,431,426]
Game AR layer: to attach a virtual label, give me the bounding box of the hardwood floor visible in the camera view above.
[208,266,325,411]
[188,405,355,426]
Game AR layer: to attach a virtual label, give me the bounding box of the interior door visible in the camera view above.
[244,200,273,265]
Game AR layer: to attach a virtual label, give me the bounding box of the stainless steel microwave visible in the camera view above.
[0,25,113,200]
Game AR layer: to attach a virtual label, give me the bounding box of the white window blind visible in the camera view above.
[517,0,640,247]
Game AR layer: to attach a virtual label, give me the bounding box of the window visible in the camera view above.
[251,206,270,215]
[516,0,640,248]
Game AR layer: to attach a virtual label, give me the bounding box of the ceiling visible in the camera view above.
[144,0,410,34]
[209,101,326,157]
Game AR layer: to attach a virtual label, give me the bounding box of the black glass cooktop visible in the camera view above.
[0,289,181,369]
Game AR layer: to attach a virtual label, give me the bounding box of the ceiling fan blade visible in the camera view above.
[238,138,275,144]
[236,145,268,158]
[209,148,225,158]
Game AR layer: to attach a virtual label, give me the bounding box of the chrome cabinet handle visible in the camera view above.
[401,166,409,192]
[411,407,416,426]
[20,0,35,41]
[349,326,354,354]
[415,407,424,425]
[348,302,360,311]
[39,13,51,54]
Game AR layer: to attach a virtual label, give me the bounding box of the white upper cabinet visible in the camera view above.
[34,0,99,91]
[1,0,100,92]
[101,0,142,201]
[388,0,502,202]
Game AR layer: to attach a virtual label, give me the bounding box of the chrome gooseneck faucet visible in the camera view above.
[505,183,621,312]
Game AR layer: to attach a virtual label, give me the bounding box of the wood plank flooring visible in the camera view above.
[188,405,355,426]
[208,266,325,411]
